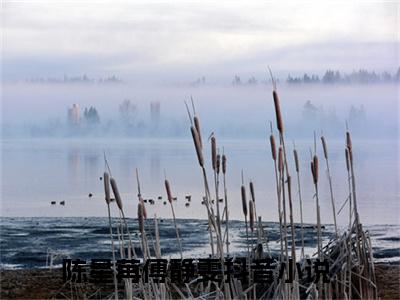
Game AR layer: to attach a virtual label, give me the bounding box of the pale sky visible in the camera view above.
[2,0,399,82]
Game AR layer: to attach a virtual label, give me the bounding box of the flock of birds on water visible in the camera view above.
[49,176,194,208]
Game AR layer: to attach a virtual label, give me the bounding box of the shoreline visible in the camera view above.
[1,264,399,299]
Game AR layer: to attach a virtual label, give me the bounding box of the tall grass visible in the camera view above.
[94,79,378,300]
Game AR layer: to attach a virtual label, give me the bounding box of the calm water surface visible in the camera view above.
[1,138,399,225]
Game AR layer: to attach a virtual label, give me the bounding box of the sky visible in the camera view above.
[2,0,399,83]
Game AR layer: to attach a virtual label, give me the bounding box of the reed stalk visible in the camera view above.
[278,147,289,260]
[110,177,137,259]
[269,127,284,260]
[103,172,119,300]
[311,155,322,259]
[321,135,338,238]
[241,180,250,258]
[286,175,296,274]
[293,147,305,259]
[211,135,222,244]
[165,178,183,259]
[222,152,230,254]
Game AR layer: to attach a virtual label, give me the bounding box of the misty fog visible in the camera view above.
[2,81,398,139]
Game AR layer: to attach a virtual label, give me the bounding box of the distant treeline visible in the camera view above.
[228,68,400,86]
[286,68,400,85]
[24,74,123,84]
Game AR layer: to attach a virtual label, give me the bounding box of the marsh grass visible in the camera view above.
[91,81,378,300]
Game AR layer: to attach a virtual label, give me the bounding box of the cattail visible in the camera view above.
[312,155,319,184]
[270,135,277,161]
[345,148,350,171]
[165,179,173,203]
[249,200,254,232]
[211,136,217,170]
[278,147,284,173]
[311,161,315,182]
[222,154,227,174]
[249,181,255,202]
[287,175,292,197]
[241,185,247,217]
[191,126,204,167]
[216,154,221,174]
[137,202,144,233]
[103,172,111,204]
[139,196,147,219]
[194,116,202,149]
[346,131,352,152]
[348,146,353,165]
[110,177,123,210]
[273,90,284,133]
[293,149,299,173]
[321,136,328,159]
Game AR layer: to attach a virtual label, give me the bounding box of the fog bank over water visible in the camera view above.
[2,82,398,139]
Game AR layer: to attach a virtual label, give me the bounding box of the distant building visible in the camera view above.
[150,102,160,123]
[68,104,80,125]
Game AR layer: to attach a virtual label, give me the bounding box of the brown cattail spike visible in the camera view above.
[249,181,255,202]
[313,155,319,184]
[293,149,299,173]
[137,202,144,233]
[311,161,315,182]
[110,177,123,210]
[273,90,284,133]
[216,154,221,174]
[241,185,247,217]
[194,116,202,149]
[321,136,328,159]
[348,146,353,165]
[345,148,350,171]
[103,172,111,204]
[249,200,254,232]
[222,154,227,174]
[278,147,284,173]
[287,175,292,196]
[139,196,147,219]
[270,135,277,161]
[191,126,204,167]
[346,131,352,152]
[211,136,217,170]
[165,180,173,203]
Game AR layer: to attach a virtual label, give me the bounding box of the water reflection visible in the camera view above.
[1,138,399,225]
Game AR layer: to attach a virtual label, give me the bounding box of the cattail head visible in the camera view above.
[287,175,292,196]
[103,172,111,204]
[139,196,147,219]
[311,161,315,183]
[211,136,217,170]
[321,136,328,159]
[278,147,284,173]
[270,135,277,161]
[312,155,319,184]
[348,146,353,166]
[346,131,352,152]
[137,202,144,233]
[194,116,202,149]
[241,185,247,217]
[165,179,173,203]
[110,177,123,210]
[249,181,255,202]
[345,148,350,171]
[222,154,227,174]
[293,149,299,173]
[191,126,204,167]
[273,90,284,133]
[216,154,221,174]
[249,200,254,232]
